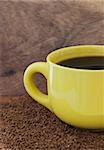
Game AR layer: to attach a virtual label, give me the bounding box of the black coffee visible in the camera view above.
[57,56,104,70]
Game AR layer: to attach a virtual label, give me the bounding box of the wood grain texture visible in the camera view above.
[0,0,104,96]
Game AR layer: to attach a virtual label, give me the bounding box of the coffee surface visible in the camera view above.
[57,56,104,70]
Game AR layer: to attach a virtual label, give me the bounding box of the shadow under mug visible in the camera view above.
[24,45,104,130]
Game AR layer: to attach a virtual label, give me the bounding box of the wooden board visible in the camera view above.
[0,0,104,96]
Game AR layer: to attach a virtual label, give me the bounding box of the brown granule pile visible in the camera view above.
[0,94,104,150]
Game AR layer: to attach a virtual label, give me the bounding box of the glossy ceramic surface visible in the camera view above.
[24,45,104,129]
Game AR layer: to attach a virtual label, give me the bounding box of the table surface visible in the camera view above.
[0,94,104,150]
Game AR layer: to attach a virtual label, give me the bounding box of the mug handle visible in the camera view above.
[23,62,52,111]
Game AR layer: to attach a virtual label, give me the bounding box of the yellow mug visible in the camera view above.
[24,45,104,130]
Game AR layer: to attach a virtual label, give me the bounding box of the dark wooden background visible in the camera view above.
[0,0,104,96]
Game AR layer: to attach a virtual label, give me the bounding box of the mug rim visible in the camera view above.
[47,45,104,72]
